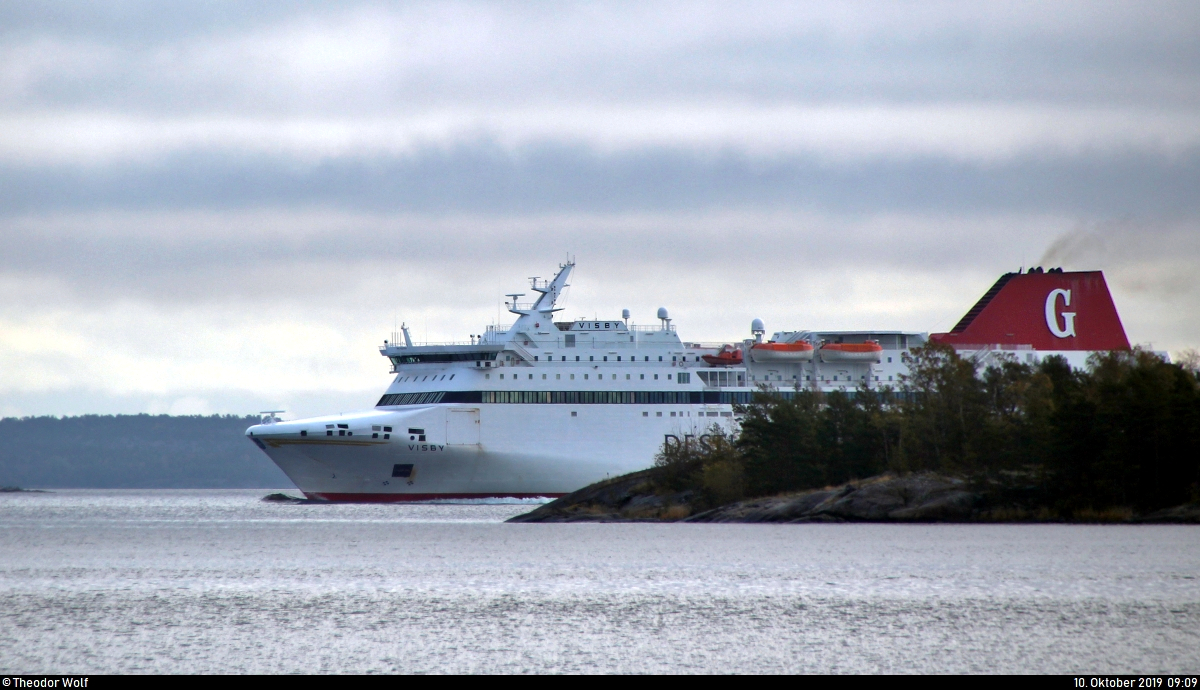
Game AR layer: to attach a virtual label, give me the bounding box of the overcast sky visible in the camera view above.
[2,1,1198,418]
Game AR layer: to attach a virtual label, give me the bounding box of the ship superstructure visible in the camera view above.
[246,262,1130,501]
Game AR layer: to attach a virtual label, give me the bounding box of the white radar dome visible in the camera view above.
[622,309,631,320]
[751,318,765,332]
[657,307,669,320]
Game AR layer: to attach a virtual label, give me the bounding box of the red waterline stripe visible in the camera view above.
[305,492,566,503]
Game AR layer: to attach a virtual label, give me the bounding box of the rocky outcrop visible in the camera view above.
[683,473,979,523]
[508,472,981,523]
[507,470,696,522]
[1131,503,1200,524]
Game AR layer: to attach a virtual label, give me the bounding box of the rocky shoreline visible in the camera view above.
[507,471,1200,524]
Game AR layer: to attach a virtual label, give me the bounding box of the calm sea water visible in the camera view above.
[1,490,1198,674]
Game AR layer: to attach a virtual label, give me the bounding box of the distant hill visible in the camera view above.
[0,414,293,488]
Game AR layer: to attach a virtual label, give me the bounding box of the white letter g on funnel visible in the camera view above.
[1045,289,1076,338]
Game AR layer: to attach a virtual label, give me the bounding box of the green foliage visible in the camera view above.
[654,343,1200,513]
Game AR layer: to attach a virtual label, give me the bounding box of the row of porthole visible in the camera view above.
[532,355,691,362]
[297,425,430,441]
[488,372,674,381]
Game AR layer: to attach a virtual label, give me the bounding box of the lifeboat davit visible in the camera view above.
[750,340,815,362]
[819,341,884,363]
[702,345,744,366]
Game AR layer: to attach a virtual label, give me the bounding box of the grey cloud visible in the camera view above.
[3,2,1198,114]
[0,207,1133,309]
[1,144,1197,216]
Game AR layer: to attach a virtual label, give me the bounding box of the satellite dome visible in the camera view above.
[751,318,765,332]
[657,307,669,320]
[622,309,631,320]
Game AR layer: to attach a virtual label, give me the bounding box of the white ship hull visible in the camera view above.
[251,402,731,501]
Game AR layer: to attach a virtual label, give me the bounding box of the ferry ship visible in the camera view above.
[246,261,1130,501]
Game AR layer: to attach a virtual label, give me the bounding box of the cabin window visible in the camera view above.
[542,374,547,379]
[534,356,538,361]
[300,430,307,436]
[570,374,575,380]
[571,411,577,417]
[338,424,348,429]
[556,374,561,379]
[590,356,594,361]
[584,374,588,380]
[672,356,676,362]
[372,433,378,438]
[561,356,566,361]
[617,356,621,361]
[392,464,413,478]
[576,356,580,361]
[670,412,676,417]
[384,427,392,432]
[565,335,575,347]
[643,412,648,417]
[668,374,673,380]
[654,374,659,380]
[485,373,490,379]
[887,357,893,363]
[677,373,690,383]
[339,430,345,436]
[528,374,533,380]
[656,411,662,417]
[499,374,504,379]
[372,425,381,431]
[658,356,663,361]
[640,374,645,380]
[626,374,630,380]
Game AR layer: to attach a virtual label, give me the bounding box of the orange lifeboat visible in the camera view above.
[819,341,884,363]
[701,345,744,366]
[750,340,815,363]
